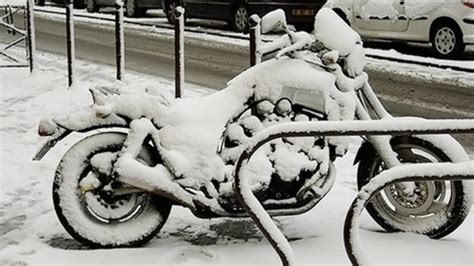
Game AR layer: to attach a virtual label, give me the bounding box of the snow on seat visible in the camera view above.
[156,83,253,193]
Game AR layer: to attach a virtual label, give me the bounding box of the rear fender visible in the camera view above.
[33,128,72,161]
[33,87,141,161]
[33,124,130,161]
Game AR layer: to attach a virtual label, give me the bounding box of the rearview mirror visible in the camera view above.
[261,9,288,34]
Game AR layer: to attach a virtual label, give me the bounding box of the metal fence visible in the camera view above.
[0,0,35,72]
[233,119,474,266]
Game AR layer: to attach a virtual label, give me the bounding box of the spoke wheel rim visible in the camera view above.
[383,180,437,215]
[167,2,177,23]
[82,190,149,223]
[369,144,456,229]
[127,0,135,16]
[434,27,456,55]
[87,0,94,11]
[79,167,150,224]
[234,7,248,31]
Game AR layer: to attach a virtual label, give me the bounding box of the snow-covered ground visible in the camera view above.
[0,47,473,265]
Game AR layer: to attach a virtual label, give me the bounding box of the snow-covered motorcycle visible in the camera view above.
[35,8,471,248]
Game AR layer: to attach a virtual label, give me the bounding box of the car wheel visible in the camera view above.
[431,22,465,59]
[231,4,249,33]
[34,0,45,6]
[126,0,146,17]
[164,0,178,25]
[86,0,98,13]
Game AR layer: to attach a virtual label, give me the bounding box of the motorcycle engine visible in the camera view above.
[218,98,331,211]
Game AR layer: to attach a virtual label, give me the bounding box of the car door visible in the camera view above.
[182,0,208,16]
[205,0,231,20]
[353,0,408,32]
[136,0,162,8]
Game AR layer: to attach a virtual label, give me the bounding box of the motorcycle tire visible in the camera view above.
[53,132,172,248]
[357,136,471,239]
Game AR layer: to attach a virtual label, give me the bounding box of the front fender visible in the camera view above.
[353,140,375,165]
[353,134,470,166]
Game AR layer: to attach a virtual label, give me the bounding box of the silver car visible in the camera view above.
[331,0,474,58]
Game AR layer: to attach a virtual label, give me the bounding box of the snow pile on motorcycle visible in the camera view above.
[34,8,474,254]
[33,7,368,248]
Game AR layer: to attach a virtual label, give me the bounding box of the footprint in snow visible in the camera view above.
[0,215,27,236]
[174,247,218,264]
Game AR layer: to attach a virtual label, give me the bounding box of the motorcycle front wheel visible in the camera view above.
[53,132,172,248]
[357,136,471,239]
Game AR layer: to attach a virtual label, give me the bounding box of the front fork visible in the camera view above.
[354,82,425,195]
[324,62,401,168]
[355,82,401,169]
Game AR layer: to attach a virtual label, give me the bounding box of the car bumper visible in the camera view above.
[464,35,474,44]
[462,14,474,44]
[249,4,324,24]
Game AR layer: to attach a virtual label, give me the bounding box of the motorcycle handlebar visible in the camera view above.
[257,28,367,94]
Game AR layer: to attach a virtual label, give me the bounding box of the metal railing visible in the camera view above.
[343,161,474,265]
[233,119,474,266]
[0,0,35,72]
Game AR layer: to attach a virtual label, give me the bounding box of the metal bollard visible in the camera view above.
[65,0,75,87]
[115,0,125,81]
[174,6,185,98]
[248,14,261,66]
[26,0,35,73]
[6,6,13,35]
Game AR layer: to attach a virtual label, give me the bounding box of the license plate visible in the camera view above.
[292,9,315,16]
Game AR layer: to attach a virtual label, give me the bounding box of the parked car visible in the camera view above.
[86,0,162,17]
[34,0,161,17]
[331,0,474,59]
[163,0,327,32]
[35,0,85,8]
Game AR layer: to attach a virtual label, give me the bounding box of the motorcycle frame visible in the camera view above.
[108,116,338,219]
[105,62,400,218]
[31,8,474,262]
[353,81,402,169]
[33,57,420,221]
[33,9,462,224]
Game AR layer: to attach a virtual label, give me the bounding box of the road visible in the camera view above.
[2,11,473,152]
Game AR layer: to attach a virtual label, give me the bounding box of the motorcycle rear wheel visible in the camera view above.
[357,136,471,239]
[53,132,171,248]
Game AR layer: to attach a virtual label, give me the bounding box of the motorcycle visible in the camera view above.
[34,8,471,248]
